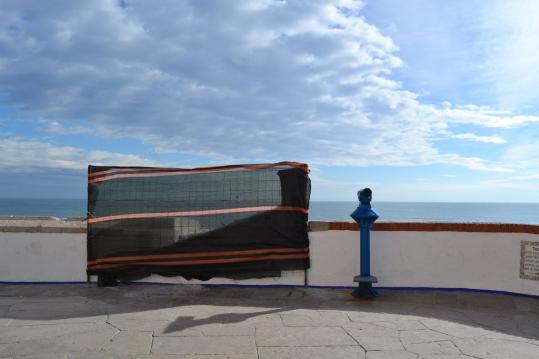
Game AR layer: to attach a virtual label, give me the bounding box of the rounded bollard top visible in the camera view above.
[351,187,379,224]
[358,188,372,205]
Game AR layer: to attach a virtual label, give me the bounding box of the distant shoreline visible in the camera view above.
[1,198,539,224]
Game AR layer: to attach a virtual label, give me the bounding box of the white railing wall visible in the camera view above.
[0,217,538,297]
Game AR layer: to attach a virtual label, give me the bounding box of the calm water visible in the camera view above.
[1,198,539,224]
[0,198,87,218]
[309,201,539,224]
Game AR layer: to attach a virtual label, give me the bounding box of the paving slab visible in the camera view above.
[372,320,427,331]
[0,324,117,356]
[101,330,153,356]
[458,293,517,310]
[135,354,256,359]
[155,322,254,337]
[67,352,127,359]
[0,319,11,328]
[280,310,350,326]
[256,325,357,347]
[416,355,469,359]
[0,284,536,358]
[152,335,256,355]
[106,318,172,333]
[9,354,65,359]
[453,338,539,359]
[420,318,492,338]
[0,322,116,343]
[0,306,11,327]
[514,297,539,312]
[258,346,365,359]
[343,322,403,351]
[7,315,107,327]
[196,324,255,336]
[366,350,417,359]
[434,292,460,305]
[403,340,460,355]
[399,329,452,344]
[108,308,178,321]
[407,305,470,322]
[0,343,9,357]
[347,305,417,322]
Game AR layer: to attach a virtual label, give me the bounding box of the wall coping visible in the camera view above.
[1,217,539,235]
[0,217,86,234]
[310,221,539,235]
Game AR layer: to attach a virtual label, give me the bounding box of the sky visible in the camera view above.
[1,0,539,202]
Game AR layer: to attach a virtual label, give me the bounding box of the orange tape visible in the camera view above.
[88,252,309,270]
[87,247,308,265]
[88,162,309,183]
[88,205,308,223]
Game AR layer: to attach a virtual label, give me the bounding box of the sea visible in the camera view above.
[1,198,539,224]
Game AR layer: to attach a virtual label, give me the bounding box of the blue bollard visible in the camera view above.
[350,188,379,298]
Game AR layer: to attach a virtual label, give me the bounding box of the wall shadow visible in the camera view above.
[0,285,537,342]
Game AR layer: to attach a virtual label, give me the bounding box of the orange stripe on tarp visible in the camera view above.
[89,161,308,177]
[89,162,309,183]
[87,247,308,266]
[87,253,309,270]
[89,167,184,177]
[87,205,308,224]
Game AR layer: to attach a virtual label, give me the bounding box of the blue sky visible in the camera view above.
[1,0,539,202]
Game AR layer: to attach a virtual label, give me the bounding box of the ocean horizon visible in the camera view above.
[1,198,539,224]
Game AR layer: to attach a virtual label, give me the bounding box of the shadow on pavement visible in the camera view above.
[0,284,538,341]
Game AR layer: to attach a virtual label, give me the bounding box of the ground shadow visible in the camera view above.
[0,284,538,342]
[164,308,286,333]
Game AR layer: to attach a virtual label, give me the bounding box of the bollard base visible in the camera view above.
[353,275,378,284]
[352,283,378,299]
[352,275,378,299]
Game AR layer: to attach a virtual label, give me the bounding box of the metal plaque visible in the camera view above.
[521,240,539,281]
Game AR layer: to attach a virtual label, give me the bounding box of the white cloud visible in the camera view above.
[450,132,506,144]
[0,0,537,174]
[511,174,539,181]
[502,143,539,171]
[438,105,539,128]
[42,121,92,135]
[480,0,539,110]
[0,138,156,172]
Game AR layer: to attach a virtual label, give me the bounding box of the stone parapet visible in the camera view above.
[0,216,86,233]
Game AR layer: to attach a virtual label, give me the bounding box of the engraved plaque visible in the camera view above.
[521,240,539,281]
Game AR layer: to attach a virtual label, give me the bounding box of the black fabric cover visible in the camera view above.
[87,162,311,281]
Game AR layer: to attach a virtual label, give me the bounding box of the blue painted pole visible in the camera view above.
[351,188,379,298]
[360,223,370,277]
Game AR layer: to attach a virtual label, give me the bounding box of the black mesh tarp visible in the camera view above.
[87,162,311,281]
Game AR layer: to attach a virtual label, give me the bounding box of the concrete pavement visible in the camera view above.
[0,284,538,358]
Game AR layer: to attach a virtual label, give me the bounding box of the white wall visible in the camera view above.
[309,230,539,296]
[0,217,304,285]
[0,232,87,282]
[1,218,538,296]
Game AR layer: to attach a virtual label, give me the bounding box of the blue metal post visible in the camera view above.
[360,223,371,277]
[351,188,379,298]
